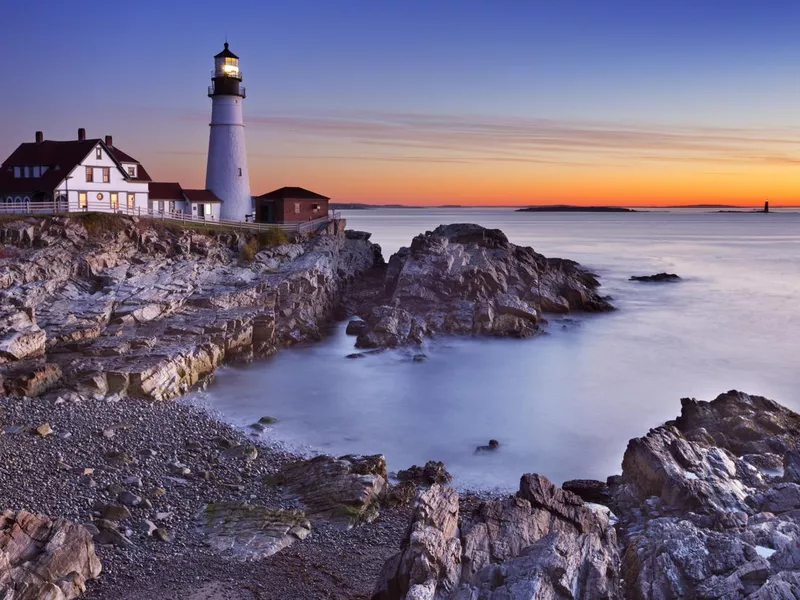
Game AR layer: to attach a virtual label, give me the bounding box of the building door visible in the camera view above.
[197,203,205,218]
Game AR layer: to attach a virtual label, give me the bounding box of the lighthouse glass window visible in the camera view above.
[216,57,239,77]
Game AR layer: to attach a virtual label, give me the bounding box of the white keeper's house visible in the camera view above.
[0,129,223,219]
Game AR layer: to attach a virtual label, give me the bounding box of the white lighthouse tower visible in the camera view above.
[205,43,251,221]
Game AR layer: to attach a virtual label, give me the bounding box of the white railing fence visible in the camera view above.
[0,201,340,234]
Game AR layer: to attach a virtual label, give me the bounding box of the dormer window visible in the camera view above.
[128,166,136,177]
[96,147,102,159]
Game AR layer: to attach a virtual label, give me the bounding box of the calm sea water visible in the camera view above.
[193,208,800,491]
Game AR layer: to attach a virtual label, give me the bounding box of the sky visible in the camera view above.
[2,0,799,206]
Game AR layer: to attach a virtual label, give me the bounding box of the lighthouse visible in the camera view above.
[205,43,251,221]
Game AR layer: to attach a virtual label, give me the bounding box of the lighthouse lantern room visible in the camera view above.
[205,42,252,221]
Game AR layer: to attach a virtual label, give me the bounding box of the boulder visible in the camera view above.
[397,461,452,486]
[355,224,612,348]
[0,510,102,600]
[562,479,611,505]
[271,454,387,528]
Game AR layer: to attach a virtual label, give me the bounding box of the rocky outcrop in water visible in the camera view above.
[0,510,102,600]
[0,216,381,400]
[373,474,620,599]
[354,224,613,348]
[629,272,680,282]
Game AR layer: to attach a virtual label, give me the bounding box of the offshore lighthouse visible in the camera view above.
[205,43,252,221]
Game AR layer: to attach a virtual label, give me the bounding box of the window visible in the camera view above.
[79,192,87,208]
[33,166,40,178]
[96,147,102,159]
[127,193,135,209]
[312,203,320,212]
[294,202,300,214]
[13,167,21,178]
[127,166,135,177]
[102,167,110,183]
[158,200,164,213]
[238,168,242,176]
[96,193,104,201]
[86,167,94,182]
[110,192,118,210]
[169,200,175,213]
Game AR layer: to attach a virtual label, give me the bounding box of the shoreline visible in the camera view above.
[4,216,800,598]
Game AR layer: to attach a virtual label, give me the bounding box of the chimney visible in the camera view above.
[78,128,86,141]
[105,135,113,147]
[35,131,44,144]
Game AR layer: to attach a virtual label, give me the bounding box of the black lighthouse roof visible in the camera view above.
[214,42,239,60]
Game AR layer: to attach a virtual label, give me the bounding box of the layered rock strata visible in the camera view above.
[0,216,381,400]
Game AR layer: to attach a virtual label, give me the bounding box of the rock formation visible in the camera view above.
[373,475,620,599]
[270,454,388,528]
[0,510,102,600]
[354,224,613,348]
[613,390,800,599]
[0,216,382,400]
[377,391,800,599]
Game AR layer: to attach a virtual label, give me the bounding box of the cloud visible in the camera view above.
[175,108,800,167]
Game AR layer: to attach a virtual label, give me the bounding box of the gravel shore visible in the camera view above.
[0,390,410,599]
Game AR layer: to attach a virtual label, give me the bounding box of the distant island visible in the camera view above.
[516,205,637,213]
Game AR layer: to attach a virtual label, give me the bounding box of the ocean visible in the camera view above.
[192,207,800,491]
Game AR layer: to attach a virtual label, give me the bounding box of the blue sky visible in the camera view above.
[2,0,799,204]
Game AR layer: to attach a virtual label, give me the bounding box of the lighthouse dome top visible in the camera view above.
[214,42,239,60]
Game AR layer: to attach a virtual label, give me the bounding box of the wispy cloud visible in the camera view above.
[175,108,800,167]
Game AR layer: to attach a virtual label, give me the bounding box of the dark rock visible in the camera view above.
[630,272,681,282]
[475,439,499,452]
[562,478,611,505]
[396,460,452,486]
[345,319,369,336]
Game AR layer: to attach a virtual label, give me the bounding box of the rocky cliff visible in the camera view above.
[0,216,382,400]
[350,224,613,348]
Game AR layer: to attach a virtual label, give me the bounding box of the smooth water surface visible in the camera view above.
[194,208,800,490]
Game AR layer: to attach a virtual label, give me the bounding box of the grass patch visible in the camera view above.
[239,238,259,263]
[257,227,289,248]
[70,212,129,235]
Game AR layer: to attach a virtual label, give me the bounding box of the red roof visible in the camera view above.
[149,182,184,200]
[255,186,329,201]
[107,147,152,181]
[183,189,223,203]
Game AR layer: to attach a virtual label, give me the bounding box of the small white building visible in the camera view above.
[0,129,151,212]
[148,182,222,219]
